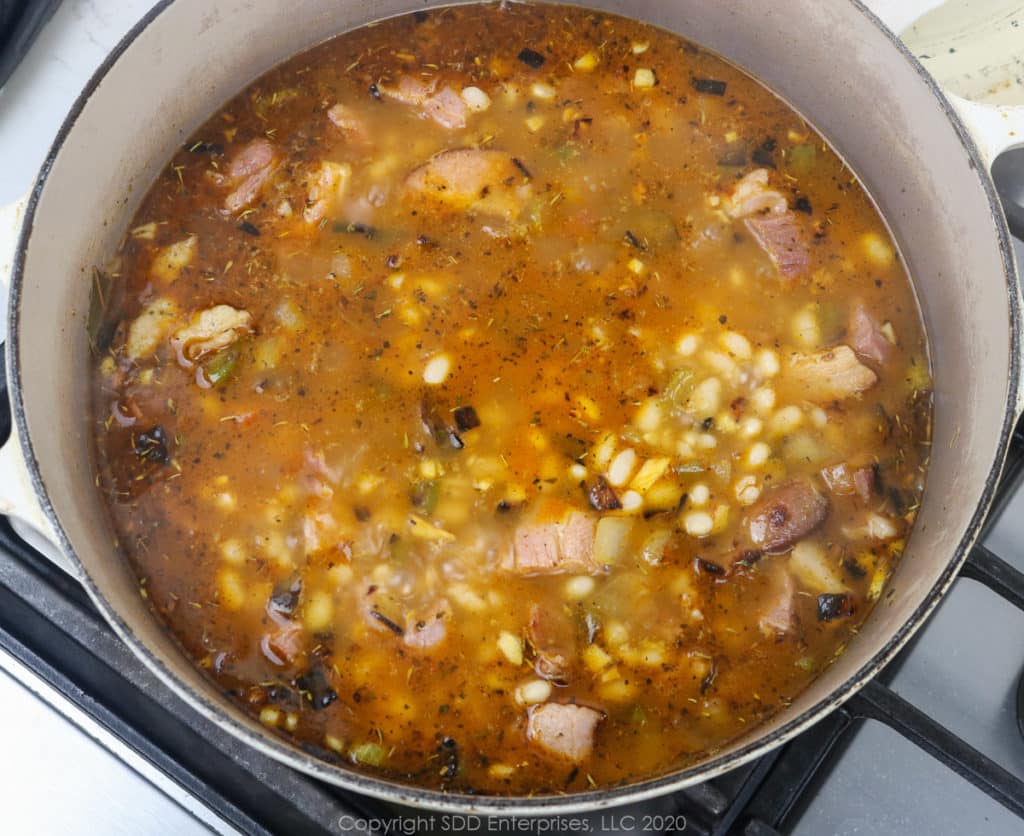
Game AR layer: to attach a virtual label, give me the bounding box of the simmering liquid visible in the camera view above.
[90,3,931,794]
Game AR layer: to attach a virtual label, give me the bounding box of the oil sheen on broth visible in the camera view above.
[91,3,931,794]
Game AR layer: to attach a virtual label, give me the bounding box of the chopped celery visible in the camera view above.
[788,143,816,175]
[663,367,694,405]
[350,742,386,767]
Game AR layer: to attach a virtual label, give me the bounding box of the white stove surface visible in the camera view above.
[2,3,1024,835]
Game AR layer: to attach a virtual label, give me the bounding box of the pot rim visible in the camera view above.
[6,0,1021,815]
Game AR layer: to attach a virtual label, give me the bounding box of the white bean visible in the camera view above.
[689,483,710,506]
[461,86,492,111]
[745,442,771,468]
[607,448,638,487]
[423,354,451,385]
[720,331,752,359]
[565,576,596,599]
[515,679,553,705]
[684,511,714,537]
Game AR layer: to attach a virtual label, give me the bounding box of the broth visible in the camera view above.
[90,2,931,794]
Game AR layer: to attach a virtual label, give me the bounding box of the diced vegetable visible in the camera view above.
[788,143,816,175]
[203,348,239,386]
[663,368,695,405]
[789,540,845,592]
[593,517,633,564]
[350,742,387,767]
[150,236,197,283]
[126,298,178,360]
[639,530,672,565]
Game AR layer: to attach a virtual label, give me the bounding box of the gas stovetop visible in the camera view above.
[3,2,1024,835]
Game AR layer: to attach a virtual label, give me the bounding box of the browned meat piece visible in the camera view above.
[381,75,469,129]
[326,103,369,142]
[849,304,893,366]
[404,603,449,650]
[171,305,253,366]
[758,569,795,636]
[260,619,304,666]
[526,702,603,761]
[222,138,281,213]
[785,345,877,402]
[419,391,471,449]
[724,168,788,218]
[585,476,621,511]
[817,592,855,622]
[821,462,878,502]
[528,604,575,682]
[748,478,830,553]
[508,507,599,574]
[559,512,598,567]
[853,467,878,502]
[745,213,810,278]
[303,161,351,225]
[405,148,531,220]
[423,87,469,130]
[512,524,557,571]
[227,137,276,179]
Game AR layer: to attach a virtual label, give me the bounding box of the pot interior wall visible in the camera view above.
[12,0,1016,801]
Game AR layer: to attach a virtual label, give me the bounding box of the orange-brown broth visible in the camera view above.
[90,3,931,794]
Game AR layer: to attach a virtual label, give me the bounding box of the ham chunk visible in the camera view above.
[405,149,531,220]
[725,168,788,218]
[745,214,810,278]
[171,305,253,365]
[821,462,878,502]
[326,103,368,142]
[528,604,575,682]
[222,138,281,213]
[508,508,599,575]
[849,304,893,366]
[748,478,829,553]
[381,75,469,129]
[303,161,352,224]
[261,620,304,666]
[854,467,878,502]
[723,169,810,277]
[404,603,449,651]
[424,87,470,130]
[785,345,877,402]
[527,702,603,761]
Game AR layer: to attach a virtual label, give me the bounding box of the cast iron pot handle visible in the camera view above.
[0,195,79,575]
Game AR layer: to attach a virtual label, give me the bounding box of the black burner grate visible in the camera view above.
[0,0,63,90]
[2,423,1024,834]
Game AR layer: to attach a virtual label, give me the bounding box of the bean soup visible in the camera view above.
[90,2,932,795]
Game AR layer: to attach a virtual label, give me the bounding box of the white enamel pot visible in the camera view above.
[0,0,1022,815]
